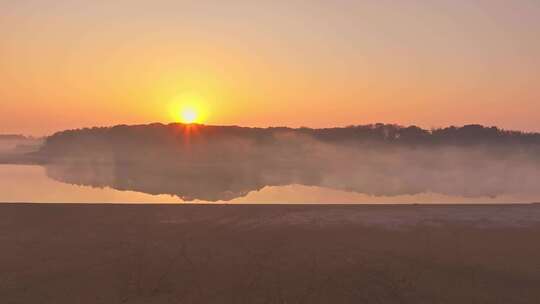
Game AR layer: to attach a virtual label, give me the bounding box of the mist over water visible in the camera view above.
[28,123,540,202]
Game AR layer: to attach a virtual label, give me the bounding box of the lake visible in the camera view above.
[0,164,533,204]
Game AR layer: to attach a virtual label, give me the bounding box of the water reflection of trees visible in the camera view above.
[41,123,540,201]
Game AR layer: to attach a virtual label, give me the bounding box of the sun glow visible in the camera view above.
[180,107,198,124]
[169,91,209,124]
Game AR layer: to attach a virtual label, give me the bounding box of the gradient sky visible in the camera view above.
[1,0,539,135]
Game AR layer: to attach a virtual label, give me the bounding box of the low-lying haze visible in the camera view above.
[17,123,540,201]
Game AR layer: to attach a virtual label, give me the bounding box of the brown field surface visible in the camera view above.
[1,204,540,303]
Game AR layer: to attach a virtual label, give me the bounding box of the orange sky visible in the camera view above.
[1,0,539,136]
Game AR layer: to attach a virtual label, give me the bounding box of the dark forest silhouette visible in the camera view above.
[18,123,540,201]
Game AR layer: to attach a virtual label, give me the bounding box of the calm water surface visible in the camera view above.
[0,164,534,204]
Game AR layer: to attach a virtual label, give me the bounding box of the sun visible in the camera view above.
[168,91,209,124]
[180,107,198,124]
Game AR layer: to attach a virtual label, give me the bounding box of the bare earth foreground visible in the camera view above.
[2,204,540,304]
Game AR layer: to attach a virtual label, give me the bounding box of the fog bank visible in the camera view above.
[37,123,540,201]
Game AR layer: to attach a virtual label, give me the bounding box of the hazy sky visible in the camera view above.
[1,0,539,135]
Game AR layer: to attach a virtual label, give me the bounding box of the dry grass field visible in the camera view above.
[1,204,540,303]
